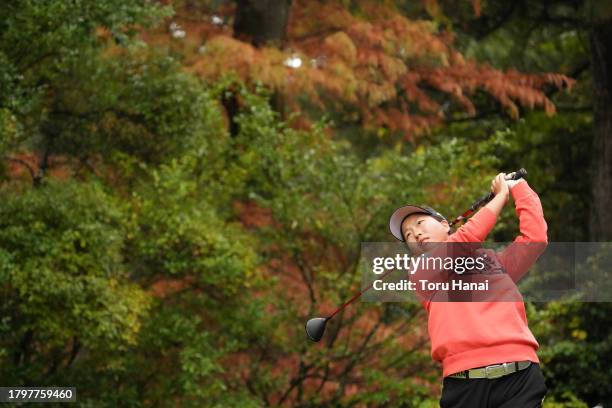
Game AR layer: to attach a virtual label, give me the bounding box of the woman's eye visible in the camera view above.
[417,220,423,224]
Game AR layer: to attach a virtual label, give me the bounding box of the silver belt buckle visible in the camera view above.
[485,363,507,379]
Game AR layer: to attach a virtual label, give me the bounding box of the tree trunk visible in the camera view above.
[589,8,612,241]
[224,0,292,133]
[233,0,292,47]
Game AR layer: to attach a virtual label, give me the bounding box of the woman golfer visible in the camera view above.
[389,173,548,407]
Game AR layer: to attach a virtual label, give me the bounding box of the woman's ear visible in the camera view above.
[441,220,451,235]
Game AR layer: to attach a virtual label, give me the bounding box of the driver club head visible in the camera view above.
[305,317,329,342]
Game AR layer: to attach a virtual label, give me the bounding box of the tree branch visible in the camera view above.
[1,156,37,183]
[66,336,81,368]
[13,329,34,366]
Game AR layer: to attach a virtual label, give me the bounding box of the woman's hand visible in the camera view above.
[506,177,526,190]
[491,173,510,202]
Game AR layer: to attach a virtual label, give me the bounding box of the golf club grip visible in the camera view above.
[510,168,527,181]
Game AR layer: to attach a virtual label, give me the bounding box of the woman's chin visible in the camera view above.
[420,241,441,253]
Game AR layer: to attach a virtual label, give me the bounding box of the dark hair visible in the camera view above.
[400,212,452,239]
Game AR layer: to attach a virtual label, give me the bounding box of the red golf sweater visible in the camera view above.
[424,182,548,377]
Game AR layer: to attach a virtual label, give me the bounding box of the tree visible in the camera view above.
[234,0,292,46]
[0,181,150,385]
[588,0,612,241]
[150,0,572,138]
[0,3,270,406]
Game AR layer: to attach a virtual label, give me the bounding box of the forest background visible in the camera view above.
[1,0,611,406]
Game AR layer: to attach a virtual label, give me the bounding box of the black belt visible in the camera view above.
[448,361,532,379]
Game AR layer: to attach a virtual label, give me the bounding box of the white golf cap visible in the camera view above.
[389,205,447,242]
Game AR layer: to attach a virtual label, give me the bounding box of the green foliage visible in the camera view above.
[529,300,612,405]
[0,180,150,383]
[0,2,270,405]
[543,392,589,408]
[0,0,171,145]
[67,48,220,163]
[127,158,257,286]
[230,79,503,246]
[481,112,592,242]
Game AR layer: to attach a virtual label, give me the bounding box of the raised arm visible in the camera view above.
[497,181,549,282]
[449,173,508,243]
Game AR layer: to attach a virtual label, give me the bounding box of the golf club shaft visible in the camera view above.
[328,267,396,320]
[449,168,527,227]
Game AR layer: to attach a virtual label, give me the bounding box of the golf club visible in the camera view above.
[449,168,527,227]
[305,168,528,342]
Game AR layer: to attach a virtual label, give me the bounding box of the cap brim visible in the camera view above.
[389,205,431,242]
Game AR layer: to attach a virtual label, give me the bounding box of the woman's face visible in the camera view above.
[401,213,450,254]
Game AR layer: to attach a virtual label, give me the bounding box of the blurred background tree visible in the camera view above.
[0,0,608,406]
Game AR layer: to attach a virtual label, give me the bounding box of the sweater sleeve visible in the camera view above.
[406,209,497,307]
[448,206,498,243]
[497,182,549,282]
